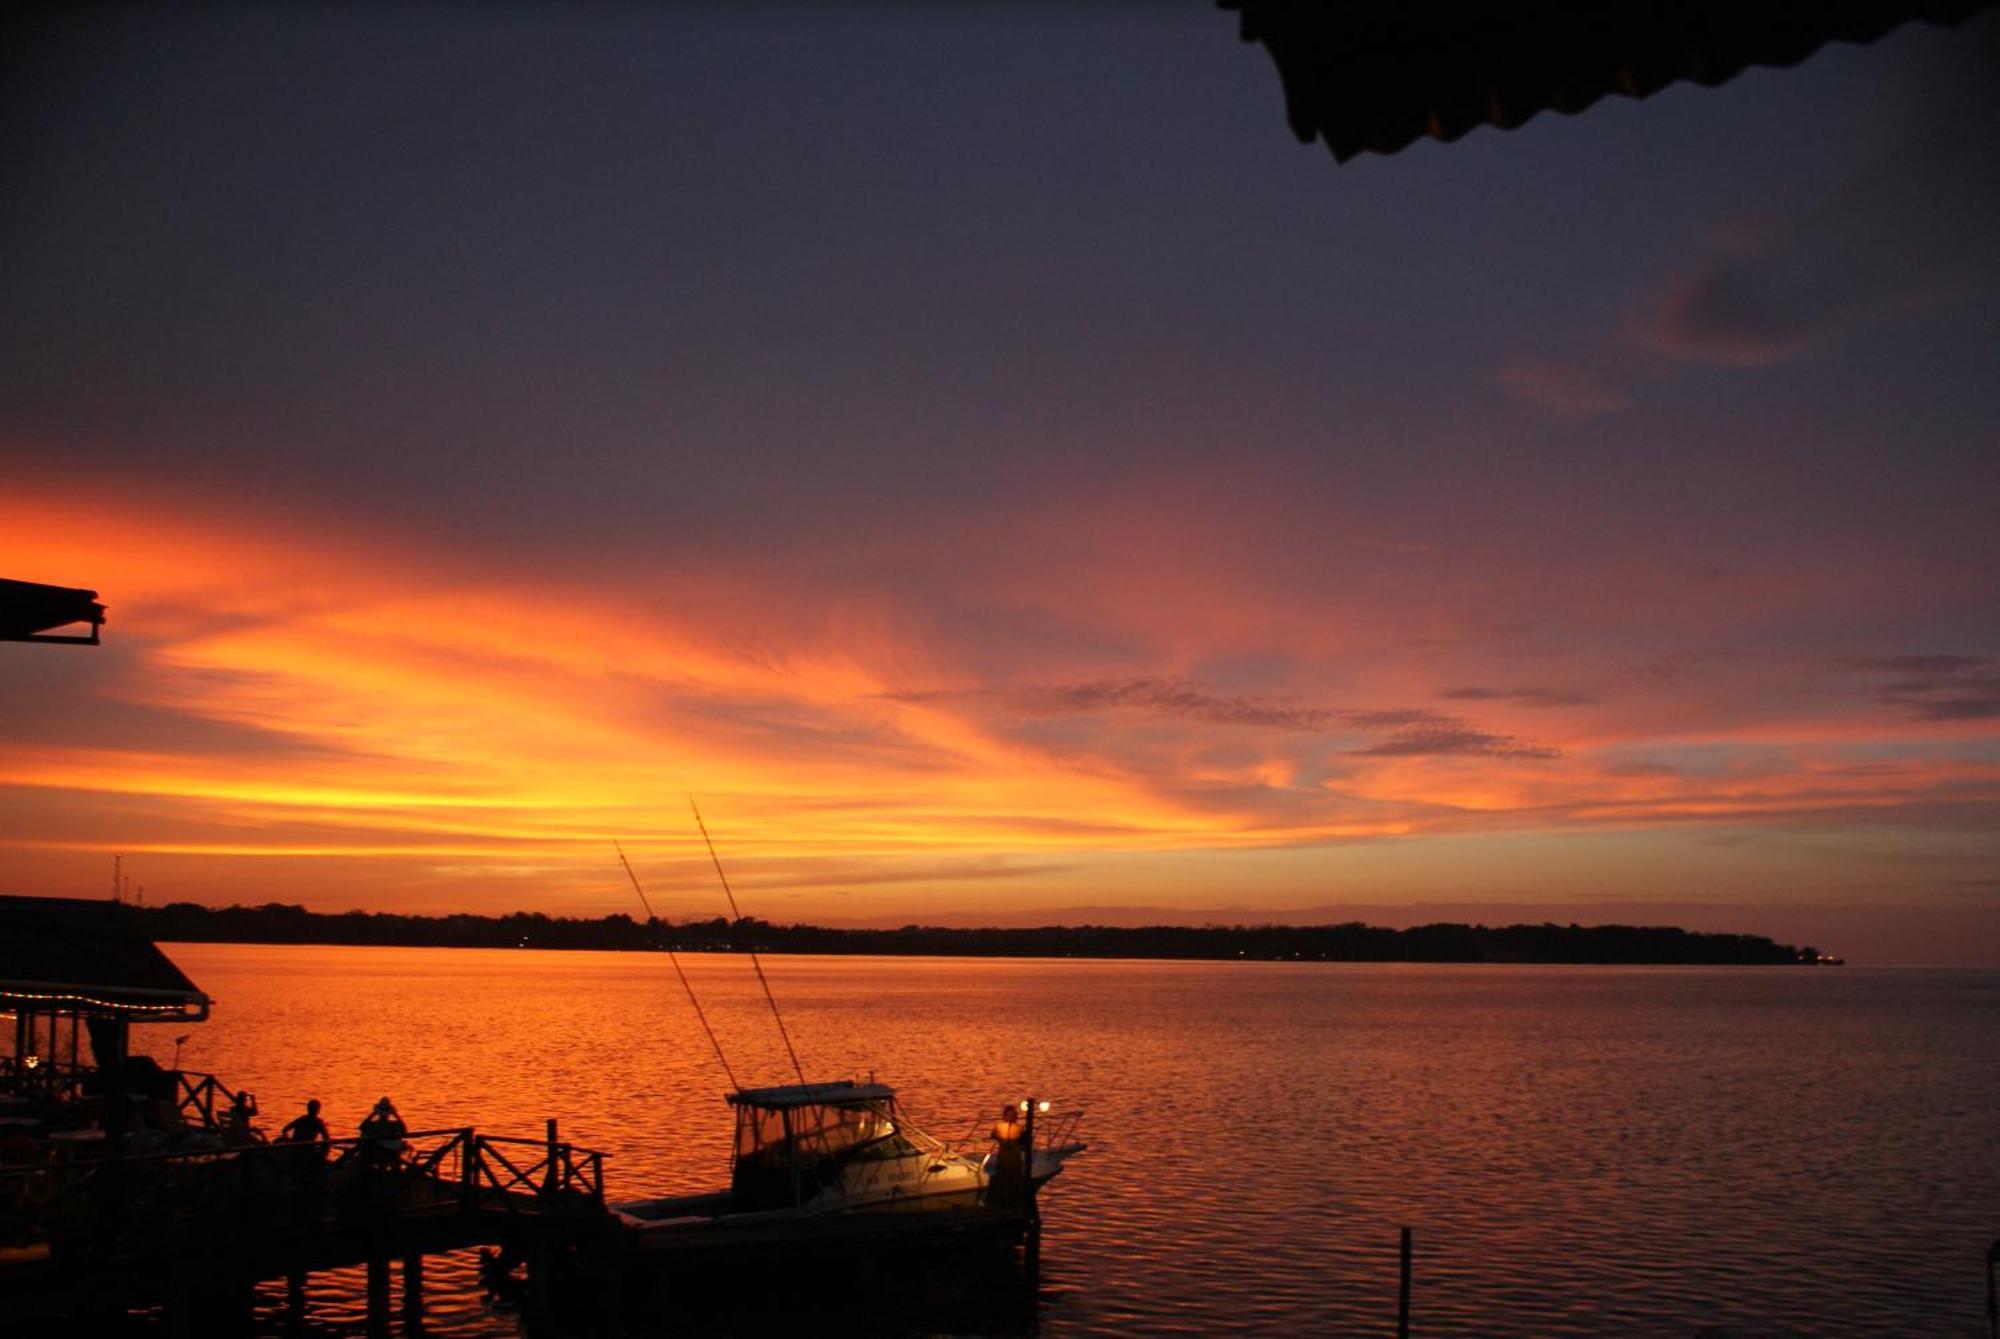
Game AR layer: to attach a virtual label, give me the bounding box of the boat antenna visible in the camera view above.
[616,839,740,1093]
[690,799,808,1089]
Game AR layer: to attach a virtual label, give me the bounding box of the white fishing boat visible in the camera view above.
[609,1079,1085,1261]
[602,833,1085,1274]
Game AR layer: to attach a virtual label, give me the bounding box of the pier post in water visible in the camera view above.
[366,1252,391,1339]
[1984,1235,1997,1339]
[1397,1226,1413,1339]
[402,1253,426,1329]
[285,1269,307,1329]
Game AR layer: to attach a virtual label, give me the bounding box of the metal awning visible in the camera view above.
[0,578,106,645]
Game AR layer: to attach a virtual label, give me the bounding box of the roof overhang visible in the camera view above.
[0,578,106,644]
[0,978,210,1022]
[1221,0,1993,162]
[0,896,209,1023]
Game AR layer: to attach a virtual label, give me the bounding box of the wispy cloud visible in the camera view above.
[1635,38,1998,371]
[998,677,1556,749]
[1502,26,1999,403]
[2,485,1995,923]
[1846,654,1988,676]
[1848,654,2000,721]
[989,676,1566,762]
[1440,685,1598,708]
[1014,677,1347,731]
[1349,726,1562,760]
[1494,353,1634,418]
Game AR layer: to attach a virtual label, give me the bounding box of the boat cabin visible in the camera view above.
[726,1080,924,1210]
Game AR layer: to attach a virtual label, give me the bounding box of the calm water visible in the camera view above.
[159,945,2000,1336]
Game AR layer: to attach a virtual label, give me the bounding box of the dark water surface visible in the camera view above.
[163,946,2000,1336]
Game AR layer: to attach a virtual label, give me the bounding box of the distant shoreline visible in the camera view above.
[135,902,1833,966]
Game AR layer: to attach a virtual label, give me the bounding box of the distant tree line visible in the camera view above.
[133,902,1821,964]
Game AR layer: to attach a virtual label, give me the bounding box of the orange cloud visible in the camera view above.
[3,481,1996,924]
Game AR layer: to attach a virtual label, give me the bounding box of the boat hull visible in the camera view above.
[613,1173,1060,1261]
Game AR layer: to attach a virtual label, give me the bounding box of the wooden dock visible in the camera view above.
[0,1119,613,1336]
[0,897,627,1333]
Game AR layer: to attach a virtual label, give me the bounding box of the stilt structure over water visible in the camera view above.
[0,894,1067,1333]
[0,896,613,1335]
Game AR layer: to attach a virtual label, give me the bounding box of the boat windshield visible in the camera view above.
[735,1099,893,1161]
[731,1098,900,1208]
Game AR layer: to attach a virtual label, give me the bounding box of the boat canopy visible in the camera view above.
[726,1080,895,1111]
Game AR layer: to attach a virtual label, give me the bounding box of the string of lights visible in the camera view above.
[0,988,204,1016]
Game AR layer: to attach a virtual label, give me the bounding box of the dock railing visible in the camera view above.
[0,1055,90,1106]
[0,1058,245,1134]
[0,1123,609,1265]
[947,1108,1087,1161]
[462,1127,606,1210]
[174,1069,232,1129]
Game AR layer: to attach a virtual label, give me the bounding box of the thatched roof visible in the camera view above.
[1222,0,1991,162]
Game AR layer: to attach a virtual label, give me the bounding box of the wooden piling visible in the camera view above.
[402,1253,425,1329]
[1984,1235,1997,1339]
[176,1273,255,1339]
[285,1269,307,1330]
[1397,1226,1412,1339]
[366,1253,391,1339]
[163,1272,193,1339]
[528,1239,551,1319]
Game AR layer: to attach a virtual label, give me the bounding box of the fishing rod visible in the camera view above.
[690,799,808,1090]
[616,839,741,1093]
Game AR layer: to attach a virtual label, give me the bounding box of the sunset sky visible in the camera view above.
[3,7,1996,962]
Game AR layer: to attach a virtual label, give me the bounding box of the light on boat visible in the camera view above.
[1038,1101,1051,1113]
[1018,1099,1030,1112]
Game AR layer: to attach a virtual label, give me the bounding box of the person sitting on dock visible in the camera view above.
[277,1098,329,1146]
[359,1096,407,1168]
[988,1102,1027,1210]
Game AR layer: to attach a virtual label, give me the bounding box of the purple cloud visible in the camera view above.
[1014,677,1345,730]
[901,676,1565,760]
[1349,727,1563,760]
[1440,685,1598,708]
[1632,57,1999,372]
[1847,654,2000,721]
[1495,353,1634,417]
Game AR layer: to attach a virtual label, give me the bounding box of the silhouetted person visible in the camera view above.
[225,1089,260,1145]
[278,1098,329,1145]
[359,1096,407,1168]
[275,1099,329,1218]
[989,1102,1026,1210]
